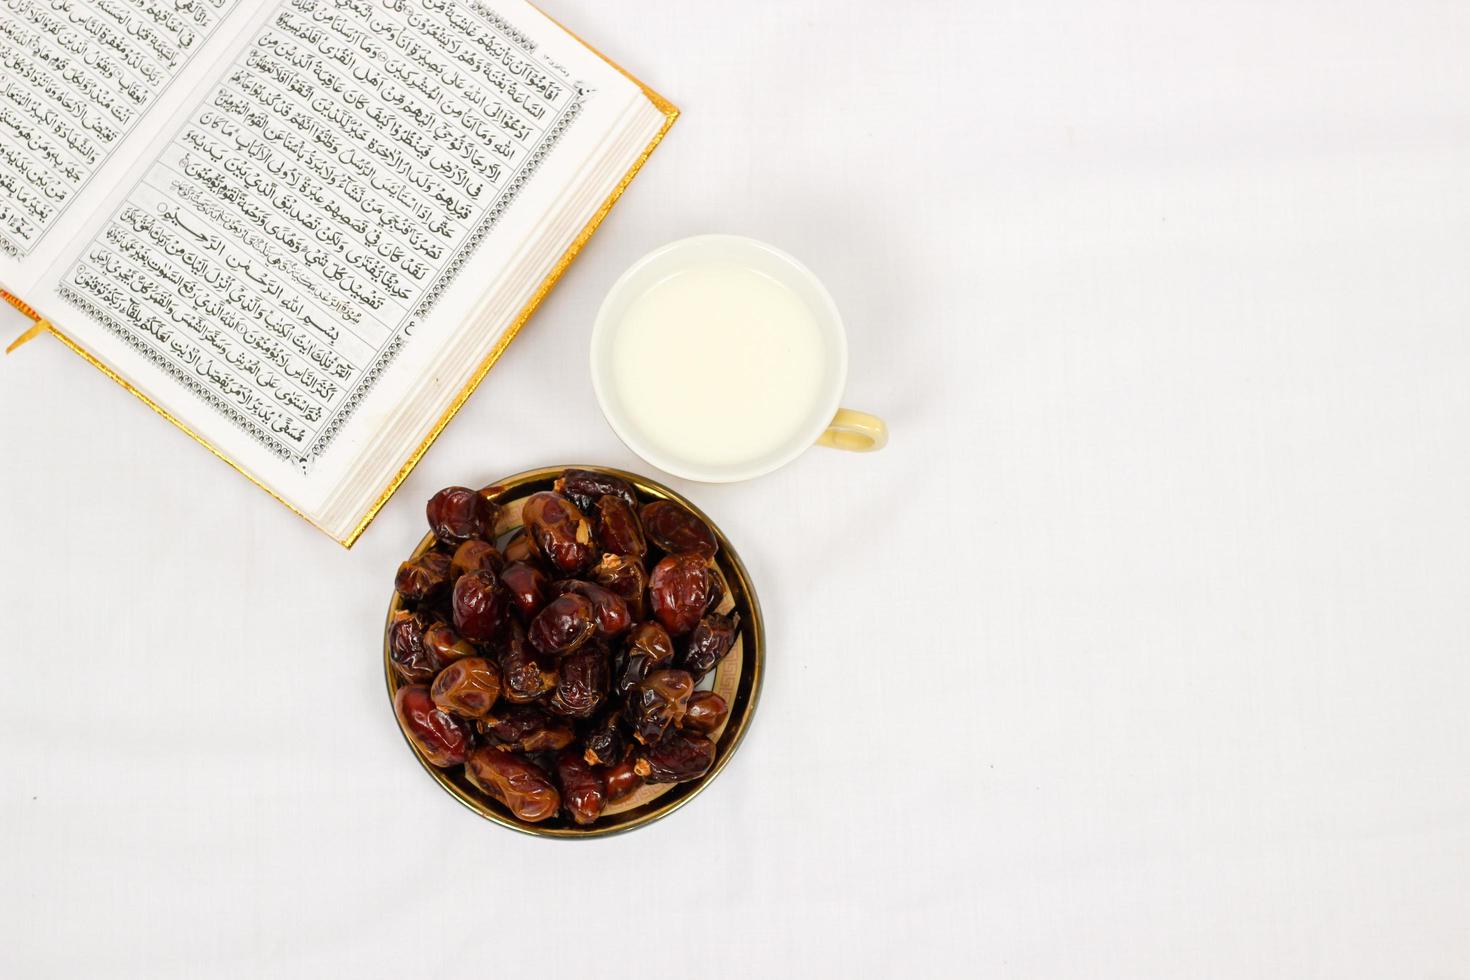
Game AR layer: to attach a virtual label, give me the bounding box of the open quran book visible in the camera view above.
[0,0,676,545]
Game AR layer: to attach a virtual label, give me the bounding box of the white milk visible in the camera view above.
[608,261,828,469]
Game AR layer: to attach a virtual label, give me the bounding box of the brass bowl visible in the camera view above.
[384,466,764,838]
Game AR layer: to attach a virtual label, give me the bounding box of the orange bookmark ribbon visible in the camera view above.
[1,288,51,354]
[5,319,51,354]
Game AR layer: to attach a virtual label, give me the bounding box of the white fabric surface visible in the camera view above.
[3,1,1469,977]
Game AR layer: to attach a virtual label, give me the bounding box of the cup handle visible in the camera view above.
[816,408,889,453]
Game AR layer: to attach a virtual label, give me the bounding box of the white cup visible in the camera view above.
[590,234,887,482]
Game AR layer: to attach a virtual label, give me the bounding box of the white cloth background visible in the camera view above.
[3,1,1468,977]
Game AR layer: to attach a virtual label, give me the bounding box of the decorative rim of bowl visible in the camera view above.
[383,465,764,838]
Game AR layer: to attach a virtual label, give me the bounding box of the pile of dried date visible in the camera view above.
[389,469,740,827]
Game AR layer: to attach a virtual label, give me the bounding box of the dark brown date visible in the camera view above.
[422,621,477,664]
[394,684,470,767]
[595,496,646,556]
[614,621,676,697]
[626,621,676,662]
[604,745,645,802]
[683,690,729,734]
[614,653,661,699]
[496,622,557,703]
[602,746,643,799]
[528,593,597,655]
[394,551,452,602]
[555,468,638,513]
[483,704,574,753]
[705,561,728,613]
[452,569,509,642]
[581,716,624,767]
[608,642,628,689]
[557,580,631,638]
[451,539,503,579]
[590,553,648,620]
[637,730,715,784]
[649,553,711,635]
[521,491,596,574]
[555,749,607,825]
[388,609,440,683]
[427,486,495,546]
[546,648,609,719]
[640,499,717,558]
[626,668,694,745]
[430,657,502,719]
[499,560,551,620]
[464,747,560,823]
[681,612,740,682]
[524,732,575,754]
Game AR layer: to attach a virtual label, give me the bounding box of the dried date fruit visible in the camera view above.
[464,747,560,823]
[528,593,597,655]
[452,569,510,642]
[681,612,740,682]
[394,551,452,602]
[626,621,676,662]
[483,704,575,753]
[625,668,694,745]
[705,561,729,613]
[637,731,715,784]
[590,553,648,620]
[555,749,608,825]
[496,622,557,703]
[547,648,609,719]
[557,580,631,638]
[394,684,470,767]
[640,499,717,558]
[427,486,495,546]
[614,653,660,699]
[555,468,638,513]
[683,691,729,734]
[451,539,503,579]
[581,717,624,768]
[618,622,675,684]
[605,745,644,802]
[608,642,628,687]
[649,553,711,635]
[523,725,575,753]
[422,621,477,664]
[388,609,440,684]
[521,491,596,574]
[499,560,551,620]
[594,496,646,556]
[614,621,676,697]
[481,703,544,743]
[430,657,502,720]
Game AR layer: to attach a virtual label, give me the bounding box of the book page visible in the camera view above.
[33,0,656,530]
[0,0,254,296]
